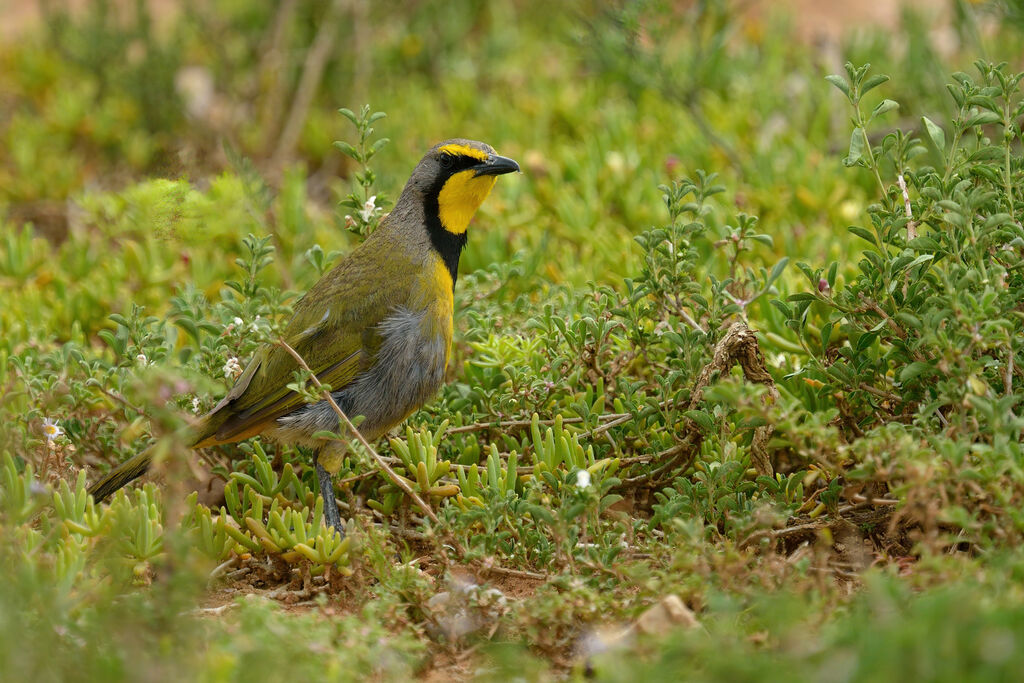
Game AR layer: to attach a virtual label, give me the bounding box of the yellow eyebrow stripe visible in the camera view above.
[436,143,489,161]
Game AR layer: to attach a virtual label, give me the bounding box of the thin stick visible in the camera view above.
[93,385,149,418]
[335,470,380,486]
[618,442,687,467]
[208,557,238,582]
[257,0,298,155]
[1006,342,1014,397]
[275,340,465,556]
[857,293,910,343]
[270,0,347,171]
[848,494,900,506]
[857,382,902,404]
[446,412,629,436]
[446,417,582,435]
[740,497,900,549]
[741,519,825,548]
[481,565,547,581]
[588,412,635,438]
[897,174,917,241]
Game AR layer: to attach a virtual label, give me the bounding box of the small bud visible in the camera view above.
[818,278,830,294]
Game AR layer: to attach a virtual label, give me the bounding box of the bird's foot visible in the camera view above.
[315,461,345,539]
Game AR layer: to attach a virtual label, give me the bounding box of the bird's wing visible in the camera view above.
[197,249,403,445]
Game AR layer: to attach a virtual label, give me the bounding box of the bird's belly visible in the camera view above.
[341,304,450,439]
[269,303,450,455]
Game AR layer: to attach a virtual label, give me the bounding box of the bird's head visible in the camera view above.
[406,139,520,236]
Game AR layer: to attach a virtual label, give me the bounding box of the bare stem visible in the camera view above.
[897,173,917,241]
[270,0,347,172]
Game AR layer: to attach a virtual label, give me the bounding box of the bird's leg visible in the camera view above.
[314,451,344,538]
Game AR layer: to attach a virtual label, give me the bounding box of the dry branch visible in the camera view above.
[686,321,779,477]
[270,0,348,171]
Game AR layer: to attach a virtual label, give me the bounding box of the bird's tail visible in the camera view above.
[87,446,155,502]
[87,411,235,502]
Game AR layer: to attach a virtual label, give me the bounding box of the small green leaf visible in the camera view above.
[946,83,965,108]
[908,236,942,252]
[770,299,793,319]
[600,494,624,513]
[796,261,817,283]
[969,147,1004,162]
[895,312,922,330]
[860,73,890,96]
[899,361,934,383]
[854,332,877,352]
[848,226,877,245]
[983,213,1013,229]
[820,321,834,350]
[765,257,789,289]
[684,410,715,433]
[922,116,946,154]
[843,128,865,167]
[333,141,359,160]
[967,94,1000,113]
[825,74,851,98]
[337,108,358,125]
[965,111,1002,127]
[971,165,1002,184]
[871,99,899,120]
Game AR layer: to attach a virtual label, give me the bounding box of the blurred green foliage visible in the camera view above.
[3,0,1024,680]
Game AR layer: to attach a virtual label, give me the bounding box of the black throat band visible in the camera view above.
[423,179,467,288]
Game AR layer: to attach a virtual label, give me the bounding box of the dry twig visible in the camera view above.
[897,173,917,241]
[270,0,348,171]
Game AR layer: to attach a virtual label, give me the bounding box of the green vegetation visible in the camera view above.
[3,0,1024,680]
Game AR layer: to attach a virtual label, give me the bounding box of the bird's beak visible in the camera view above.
[473,154,521,177]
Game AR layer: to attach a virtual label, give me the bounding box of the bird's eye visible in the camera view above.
[439,154,454,169]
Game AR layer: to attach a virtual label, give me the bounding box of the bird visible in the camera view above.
[88,139,520,535]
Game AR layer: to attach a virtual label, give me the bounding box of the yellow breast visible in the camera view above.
[414,253,455,369]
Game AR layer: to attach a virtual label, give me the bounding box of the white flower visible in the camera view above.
[136,353,149,366]
[223,356,242,379]
[191,396,201,413]
[233,317,243,326]
[42,418,63,442]
[575,469,591,489]
[250,315,262,333]
[359,195,378,222]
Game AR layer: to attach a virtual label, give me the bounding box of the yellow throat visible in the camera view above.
[437,170,498,235]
